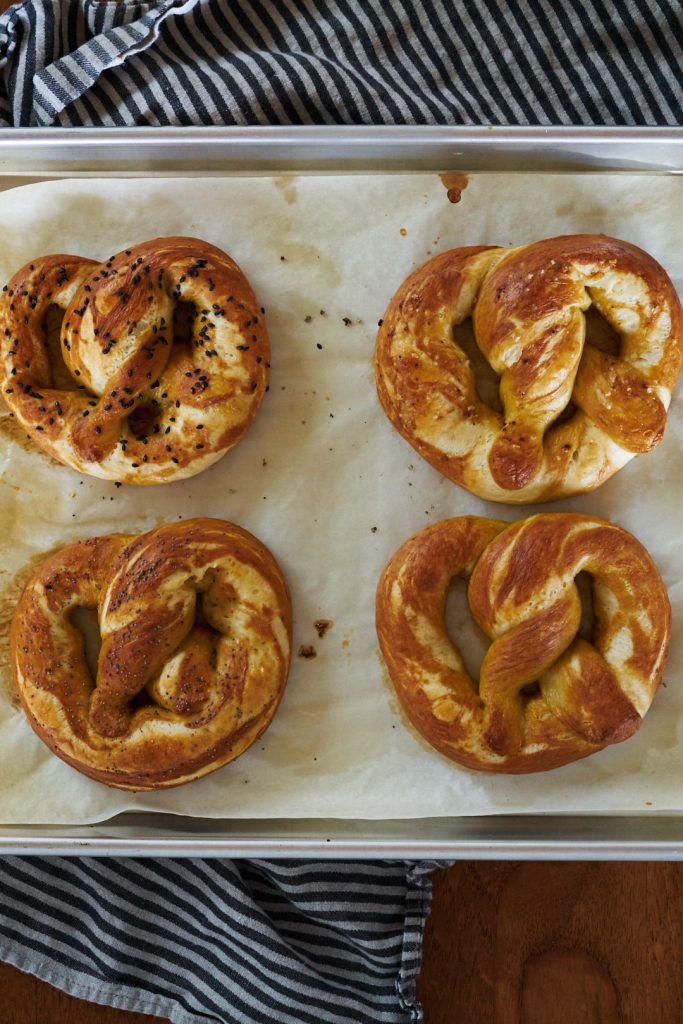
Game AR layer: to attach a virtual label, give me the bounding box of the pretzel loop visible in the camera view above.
[0,237,269,484]
[375,235,683,503]
[10,518,292,790]
[376,513,670,774]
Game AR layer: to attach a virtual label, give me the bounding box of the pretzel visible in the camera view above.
[0,237,268,484]
[375,235,683,503]
[376,513,670,773]
[10,518,292,790]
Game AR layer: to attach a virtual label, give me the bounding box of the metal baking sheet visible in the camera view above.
[0,126,682,858]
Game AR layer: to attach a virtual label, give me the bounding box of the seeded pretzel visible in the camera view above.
[0,237,268,484]
[11,518,292,790]
[376,514,670,773]
[375,235,683,503]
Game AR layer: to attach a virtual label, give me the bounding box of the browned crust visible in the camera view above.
[10,518,292,790]
[376,513,670,774]
[375,235,683,503]
[0,238,270,485]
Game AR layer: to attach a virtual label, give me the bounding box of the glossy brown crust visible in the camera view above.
[375,235,683,503]
[0,237,269,484]
[376,514,670,773]
[10,518,292,790]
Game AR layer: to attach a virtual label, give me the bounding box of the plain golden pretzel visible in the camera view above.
[0,237,268,484]
[11,518,292,790]
[375,235,683,503]
[376,513,670,773]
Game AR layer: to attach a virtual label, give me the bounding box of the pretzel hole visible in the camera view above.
[575,571,595,641]
[445,576,489,684]
[130,688,156,711]
[554,400,577,426]
[452,318,503,413]
[45,304,82,391]
[584,304,620,356]
[173,300,197,348]
[127,402,161,437]
[70,606,102,679]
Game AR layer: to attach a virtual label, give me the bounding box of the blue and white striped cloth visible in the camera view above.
[0,0,680,127]
[0,1,679,1022]
[0,857,436,1023]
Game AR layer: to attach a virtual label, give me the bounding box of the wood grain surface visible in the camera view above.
[2,862,683,1022]
[419,862,683,1023]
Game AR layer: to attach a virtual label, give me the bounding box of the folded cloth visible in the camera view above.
[0,857,437,1023]
[0,0,679,127]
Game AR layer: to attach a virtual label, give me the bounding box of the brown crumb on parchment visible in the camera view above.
[298,644,317,659]
[314,619,333,639]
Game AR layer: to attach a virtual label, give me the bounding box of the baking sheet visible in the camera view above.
[0,173,681,825]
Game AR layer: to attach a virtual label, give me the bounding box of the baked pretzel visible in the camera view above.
[376,235,683,503]
[0,237,268,484]
[10,518,292,790]
[376,513,670,773]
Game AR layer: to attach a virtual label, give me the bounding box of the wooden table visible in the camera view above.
[2,861,682,1022]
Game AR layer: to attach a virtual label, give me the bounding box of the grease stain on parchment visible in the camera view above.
[274,176,299,205]
[0,412,68,475]
[439,172,470,204]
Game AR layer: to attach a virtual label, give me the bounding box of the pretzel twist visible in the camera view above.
[376,513,670,773]
[375,235,683,503]
[0,237,268,484]
[11,518,292,790]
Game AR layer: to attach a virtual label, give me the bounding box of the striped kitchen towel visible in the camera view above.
[0,0,680,127]
[0,857,437,1023]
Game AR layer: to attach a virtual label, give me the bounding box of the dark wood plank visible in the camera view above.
[418,862,683,1023]
[0,961,165,1024]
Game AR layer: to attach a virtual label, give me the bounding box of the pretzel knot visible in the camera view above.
[376,235,683,503]
[376,513,670,773]
[0,237,269,484]
[11,518,292,790]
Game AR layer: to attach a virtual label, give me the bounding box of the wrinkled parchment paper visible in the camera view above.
[0,173,681,824]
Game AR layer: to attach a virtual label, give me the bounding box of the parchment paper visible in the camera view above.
[0,173,681,824]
